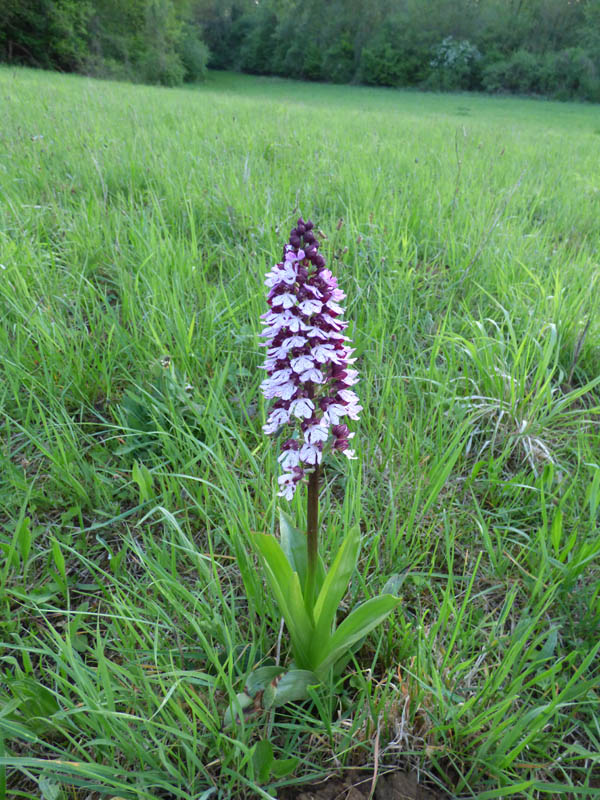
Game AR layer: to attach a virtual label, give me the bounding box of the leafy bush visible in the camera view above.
[429,36,482,91]
[482,46,600,100]
[360,41,405,87]
[322,34,355,84]
[238,7,277,75]
[48,0,92,70]
[178,24,209,82]
[482,49,545,94]
[139,46,185,86]
[544,47,600,101]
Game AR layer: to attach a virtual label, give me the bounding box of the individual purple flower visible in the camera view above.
[260,218,362,499]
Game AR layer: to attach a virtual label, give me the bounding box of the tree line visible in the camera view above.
[2,0,600,100]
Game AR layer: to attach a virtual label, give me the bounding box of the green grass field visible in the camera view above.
[1,66,600,799]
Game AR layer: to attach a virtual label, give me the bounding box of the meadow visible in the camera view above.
[1,66,600,799]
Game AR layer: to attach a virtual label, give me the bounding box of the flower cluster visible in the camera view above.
[260,218,361,500]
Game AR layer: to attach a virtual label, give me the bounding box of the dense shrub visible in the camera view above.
[545,47,600,100]
[482,46,600,100]
[482,50,546,94]
[322,34,355,84]
[237,7,277,75]
[359,20,434,88]
[178,25,210,82]
[428,36,482,90]
[360,40,406,87]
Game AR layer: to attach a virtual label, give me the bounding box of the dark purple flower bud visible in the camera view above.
[289,234,301,248]
[304,245,317,259]
[304,219,314,231]
[332,424,350,438]
[297,217,305,227]
[303,231,315,245]
[314,254,326,268]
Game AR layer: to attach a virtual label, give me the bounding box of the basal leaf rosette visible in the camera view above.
[260,218,362,499]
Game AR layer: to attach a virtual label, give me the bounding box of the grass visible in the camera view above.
[0,66,599,799]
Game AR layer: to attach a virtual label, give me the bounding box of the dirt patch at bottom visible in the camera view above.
[281,770,447,800]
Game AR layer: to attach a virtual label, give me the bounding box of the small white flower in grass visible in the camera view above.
[324,300,344,315]
[282,335,307,350]
[290,355,315,373]
[298,298,322,315]
[324,404,347,425]
[277,473,297,500]
[272,293,297,309]
[278,449,301,471]
[265,264,297,287]
[345,403,362,420]
[341,369,360,386]
[265,407,291,428]
[271,368,293,385]
[338,389,359,404]
[262,418,281,434]
[312,344,342,364]
[305,423,329,445]
[306,327,329,340]
[287,317,310,333]
[300,367,325,383]
[289,397,314,419]
[300,443,322,465]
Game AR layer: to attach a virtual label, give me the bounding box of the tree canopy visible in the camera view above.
[2,0,599,100]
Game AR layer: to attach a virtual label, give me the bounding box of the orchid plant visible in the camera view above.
[235,219,401,713]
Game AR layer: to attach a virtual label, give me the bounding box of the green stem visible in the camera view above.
[306,465,320,609]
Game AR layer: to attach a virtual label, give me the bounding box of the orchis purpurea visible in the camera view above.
[259,218,362,501]
[241,218,400,707]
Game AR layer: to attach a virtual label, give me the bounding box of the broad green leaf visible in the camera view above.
[312,526,360,650]
[253,739,274,783]
[253,534,314,666]
[271,756,299,778]
[314,594,401,677]
[16,516,32,564]
[550,509,563,557]
[246,666,285,696]
[51,539,66,585]
[279,509,308,587]
[267,669,319,708]
[132,461,153,503]
[381,572,408,595]
[279,509,325,596]
[39,775,61,800]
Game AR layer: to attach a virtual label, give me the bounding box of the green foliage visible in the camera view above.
[482,49,547,95]
[429,36,482,91]
[1,68,600,798]
[236,6,277,75]
[360,40,406,87]
[253,519,400,680]
[0,0,211,86]
[178,23,210,81]
[2,0,599,98]
[322,34,356,84]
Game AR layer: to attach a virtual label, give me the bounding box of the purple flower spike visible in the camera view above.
[260,220,361,499]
